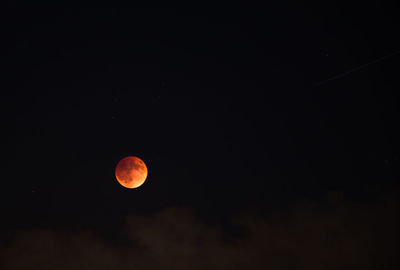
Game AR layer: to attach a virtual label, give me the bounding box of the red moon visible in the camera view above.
[115,156,148,189]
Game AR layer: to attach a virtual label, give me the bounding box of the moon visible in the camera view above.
[115,156,148,189]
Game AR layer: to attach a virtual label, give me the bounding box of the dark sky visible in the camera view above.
[1,6,400,269]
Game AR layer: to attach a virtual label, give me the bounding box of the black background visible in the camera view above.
[2,5,400,240]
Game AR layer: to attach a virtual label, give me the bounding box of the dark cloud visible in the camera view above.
[1,191,398,270]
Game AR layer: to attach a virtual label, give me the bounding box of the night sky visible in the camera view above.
[2,6,400,269]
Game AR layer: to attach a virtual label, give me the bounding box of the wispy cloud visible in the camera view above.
[1,191,398,270]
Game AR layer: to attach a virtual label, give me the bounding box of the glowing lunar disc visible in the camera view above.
[115,156,148,189]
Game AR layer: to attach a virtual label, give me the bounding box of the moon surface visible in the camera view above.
[115,156,148,189]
